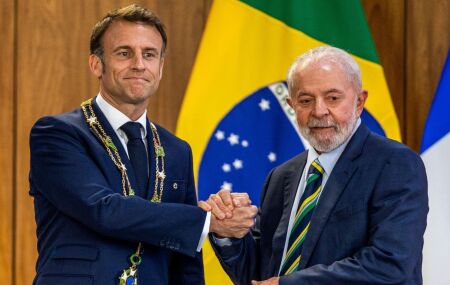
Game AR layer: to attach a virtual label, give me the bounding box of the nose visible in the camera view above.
[311,98,329,117]
[132,54,145,70]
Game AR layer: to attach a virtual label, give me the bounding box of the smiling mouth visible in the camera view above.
[125,77,149,82]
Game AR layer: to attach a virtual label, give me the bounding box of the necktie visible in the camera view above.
[280,158,324,275]
[121,122,148,197]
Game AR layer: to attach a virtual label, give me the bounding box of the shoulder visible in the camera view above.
[30,108,91,151]
[352,132,426,185]
[364,132,422,164]
[266,151,307,183]
[153,123,191,153]
[32,108,85,133]
[275,152,307,172]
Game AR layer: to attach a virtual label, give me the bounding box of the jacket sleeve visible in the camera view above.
[30,116,207,258]
[281,148,428,285]
[168,144,205,285]
[209,169,276,285]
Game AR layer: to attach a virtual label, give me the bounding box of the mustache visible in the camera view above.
[307,117,338,128]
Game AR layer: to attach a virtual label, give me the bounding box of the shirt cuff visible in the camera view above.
[197,211,211,252]
[212,235,233,247]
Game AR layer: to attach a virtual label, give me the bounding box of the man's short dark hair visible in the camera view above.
[90,4,167,59]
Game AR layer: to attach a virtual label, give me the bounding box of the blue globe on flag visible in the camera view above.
[198,82,386,206]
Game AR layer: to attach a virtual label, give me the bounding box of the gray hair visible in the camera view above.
[286,46,362,96]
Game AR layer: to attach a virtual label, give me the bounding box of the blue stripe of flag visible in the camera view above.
[421,49,450,153]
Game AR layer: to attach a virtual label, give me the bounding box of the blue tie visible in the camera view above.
[121,122,148,197]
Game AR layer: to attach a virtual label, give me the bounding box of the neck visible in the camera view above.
[99,91,147,121]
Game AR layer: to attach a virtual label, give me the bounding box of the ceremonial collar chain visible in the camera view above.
[81,98,166,284]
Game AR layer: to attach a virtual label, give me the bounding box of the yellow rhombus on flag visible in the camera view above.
[177,0,401,284]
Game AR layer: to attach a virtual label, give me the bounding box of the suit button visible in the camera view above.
[173,182,178,190]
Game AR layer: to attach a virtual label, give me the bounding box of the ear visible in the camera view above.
[89,54,103,78]
[356,89,368,116]
[158,57,165,80]
[286,96,294,109]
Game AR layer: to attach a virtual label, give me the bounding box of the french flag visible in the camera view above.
[421,49,450,285]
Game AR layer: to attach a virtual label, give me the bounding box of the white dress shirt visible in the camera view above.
[95,94,210,252]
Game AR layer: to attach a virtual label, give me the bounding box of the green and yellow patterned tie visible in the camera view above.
[280,158,324,275]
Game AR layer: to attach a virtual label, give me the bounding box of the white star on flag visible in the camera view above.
[222,163,231,172]
[241,140,249,147]
[268,152,277,162]
[215,130,225,140]
[232,159,243,169]
[258,98,270,111]
[221,181,233,191]
[227,133,239,145]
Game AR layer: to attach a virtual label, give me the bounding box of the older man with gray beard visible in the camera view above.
[200,46,428,285]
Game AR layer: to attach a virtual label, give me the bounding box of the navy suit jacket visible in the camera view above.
[211,123,428,285]
[29,100,206,285]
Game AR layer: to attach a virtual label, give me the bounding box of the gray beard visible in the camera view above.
[299,109,358,153]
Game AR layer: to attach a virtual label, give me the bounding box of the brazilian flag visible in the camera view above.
[177,0,401,283]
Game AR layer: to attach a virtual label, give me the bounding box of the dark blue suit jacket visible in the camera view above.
[29,100,206,285]
[211,123,428,285]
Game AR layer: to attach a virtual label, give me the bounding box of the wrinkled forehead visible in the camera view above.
[297,56,345,74]
[296,58,359,90]
[102,20,163,49]
[294,60,347,82]
[291,62,357,97]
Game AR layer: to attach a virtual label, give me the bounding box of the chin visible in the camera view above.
[310,130,335,143]
[307,132,342,152]
[125,91,153,103]
[312,140,334,152]
[127,85,156,99]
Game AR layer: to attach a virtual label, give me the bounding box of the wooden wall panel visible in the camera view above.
[14,1,211,284]
[146,0,212,130]
[15,2,97,283]
[0,1,14,284]
[362,0,406,137]
[406,0,450,151]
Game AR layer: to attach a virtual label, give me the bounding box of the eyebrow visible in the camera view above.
[324,88,344,94]
[297,91,314,96]
[112,46,160,55]
[113,45,132,52]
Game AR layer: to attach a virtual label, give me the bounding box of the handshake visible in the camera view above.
[198,189,258,239]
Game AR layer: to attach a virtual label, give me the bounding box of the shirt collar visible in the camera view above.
[95,93,147,138]
[307,118,361,175]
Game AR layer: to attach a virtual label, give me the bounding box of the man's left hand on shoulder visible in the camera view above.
[251,277,279,285]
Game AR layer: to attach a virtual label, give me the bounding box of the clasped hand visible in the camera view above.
[198,189,258,238]
[199,190,279,284]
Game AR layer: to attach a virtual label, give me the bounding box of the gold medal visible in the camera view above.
[118,253,142,285]
[119,267,137,285]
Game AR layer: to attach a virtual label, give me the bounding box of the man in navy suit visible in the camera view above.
[201,46,428,284]
[29,4,257,285]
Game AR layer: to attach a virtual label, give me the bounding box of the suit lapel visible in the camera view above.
[298,124,370,269]
[90,98,139,193]
[271,152,308,274]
